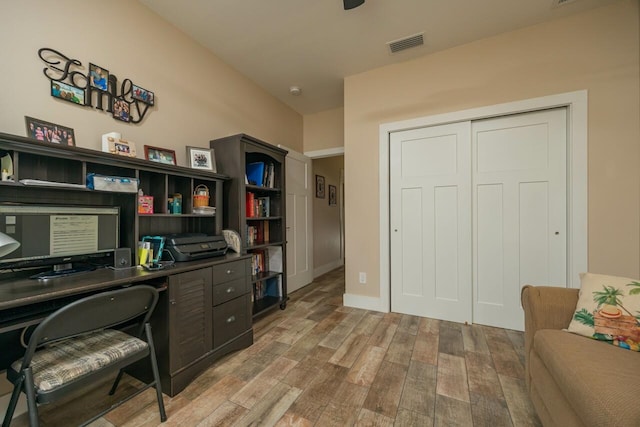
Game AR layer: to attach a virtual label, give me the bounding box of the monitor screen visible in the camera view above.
[0,205,119,269]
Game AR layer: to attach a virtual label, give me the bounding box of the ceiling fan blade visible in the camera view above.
[343,0,365,10]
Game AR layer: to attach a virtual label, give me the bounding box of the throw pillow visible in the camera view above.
[566,272,640,351]
[222,229,241,253]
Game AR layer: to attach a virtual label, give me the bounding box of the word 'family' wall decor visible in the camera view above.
[38,48,155,124]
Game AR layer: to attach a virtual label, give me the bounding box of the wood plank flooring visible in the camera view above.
[9,267,541,426]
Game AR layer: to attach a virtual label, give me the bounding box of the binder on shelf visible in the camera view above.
[246,162,265,187]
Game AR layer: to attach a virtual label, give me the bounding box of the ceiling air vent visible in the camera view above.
[387,33,424,54]
[552,0,577,7]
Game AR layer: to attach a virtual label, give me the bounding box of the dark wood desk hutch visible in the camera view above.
[0,133,253,396]
[210,134,288,317]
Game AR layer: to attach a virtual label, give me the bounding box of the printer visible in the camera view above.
[163,233,228,262]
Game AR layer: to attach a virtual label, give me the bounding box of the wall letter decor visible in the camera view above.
[38,48,155,124]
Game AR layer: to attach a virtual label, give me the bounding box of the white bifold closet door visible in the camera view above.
[390,108,567,330]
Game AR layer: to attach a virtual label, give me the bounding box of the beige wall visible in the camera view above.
[0,0,302,165]
[344,0,640,298]
[313,156,344,275]
[303,107,344,152]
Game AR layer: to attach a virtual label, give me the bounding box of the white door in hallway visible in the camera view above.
[283,148,313,293]
[472,109,567,331]
[390,122,473,323]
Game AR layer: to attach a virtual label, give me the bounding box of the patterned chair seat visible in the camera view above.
[10,329,148,392]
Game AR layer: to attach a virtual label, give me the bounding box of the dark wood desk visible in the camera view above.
[0,254,253,396]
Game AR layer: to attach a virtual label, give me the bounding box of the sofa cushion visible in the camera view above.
[534,329,640,426]
[566,272,640,351]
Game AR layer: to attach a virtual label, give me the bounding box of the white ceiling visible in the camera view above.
[139,0,615,115]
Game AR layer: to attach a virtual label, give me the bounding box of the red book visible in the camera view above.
[246,192,255,217]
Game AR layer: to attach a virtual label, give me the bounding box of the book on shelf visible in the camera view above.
[246,192,255,218]
[257,197,270,217]
[246,162,265,187]
[253,276,282,301]
[246,221,270,246]
[251,249,269,276]
[245,161,276,188]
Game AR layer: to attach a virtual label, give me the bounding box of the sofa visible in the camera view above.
[521,285,640,427]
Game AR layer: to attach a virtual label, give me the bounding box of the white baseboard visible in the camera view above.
[343,293,388,313]
[313,259,344,279]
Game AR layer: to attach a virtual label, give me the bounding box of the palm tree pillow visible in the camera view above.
[567,272,640,351]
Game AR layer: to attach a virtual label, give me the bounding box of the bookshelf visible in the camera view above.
[210,134,288,317]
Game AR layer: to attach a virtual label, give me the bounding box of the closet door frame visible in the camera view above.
[378,90,587,313]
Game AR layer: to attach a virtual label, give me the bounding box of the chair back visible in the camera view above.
[21,285,159,368]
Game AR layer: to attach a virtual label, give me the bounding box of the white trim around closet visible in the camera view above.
[373,90,588,313]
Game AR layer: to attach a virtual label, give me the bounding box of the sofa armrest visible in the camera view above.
[521,285,579,388]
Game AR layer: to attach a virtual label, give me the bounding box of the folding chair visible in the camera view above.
[2,285,167,427]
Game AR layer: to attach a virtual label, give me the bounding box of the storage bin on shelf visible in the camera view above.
[193,184,215,215]
[193,184,210,207]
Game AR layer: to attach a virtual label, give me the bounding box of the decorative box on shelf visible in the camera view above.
[86,173,139,193]
[138,195,154,214]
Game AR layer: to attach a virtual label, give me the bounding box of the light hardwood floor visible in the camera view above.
[9,267,542,426]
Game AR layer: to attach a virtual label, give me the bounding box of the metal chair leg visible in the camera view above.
[109,369,125,396]
[2,376,24,427]
[145,323,167,422]
[23,368,39,427]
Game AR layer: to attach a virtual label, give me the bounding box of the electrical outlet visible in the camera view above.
[359,272,367,284]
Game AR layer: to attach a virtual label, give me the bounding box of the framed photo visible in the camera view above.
[112,98,131,122]
[186,146,217,172]
[132,84,155,106]
[102,133,137,157]
[89,63,109,91]
[25,116,75,146]
[329,185,337,206]
[144,145,176,165]
[316,175,325,198]
[51,81,85,105]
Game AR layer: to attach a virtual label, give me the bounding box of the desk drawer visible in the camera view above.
[212,277,248,306]
[212,260,247,285]
[212,295,251,349]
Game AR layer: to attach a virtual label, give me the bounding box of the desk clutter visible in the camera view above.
[138,233,227,266]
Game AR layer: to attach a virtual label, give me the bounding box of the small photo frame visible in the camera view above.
[316,175,325,198]
[89,63,109,91]
[25,116,75,146]
[144,145,177,165]
[187,146,217,172]
[112,98,131,122]
[329,185,337,206]
[51,81,85,105]
[132,84,155,106]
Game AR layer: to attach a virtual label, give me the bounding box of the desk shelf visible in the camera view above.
[0,132,226,264]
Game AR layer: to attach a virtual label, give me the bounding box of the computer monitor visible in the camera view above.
[0,204,119,279]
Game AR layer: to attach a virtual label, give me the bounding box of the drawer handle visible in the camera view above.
[226,269,234,275]
[226,287,235,293]
[226,315,236,323]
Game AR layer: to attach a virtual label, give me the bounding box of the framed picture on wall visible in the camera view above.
[50,81,85,105]
[329,185,337,206]
[132,84,155,106]
[89,63,109,91]
[316,175,325,198]
[112,98,131,122]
